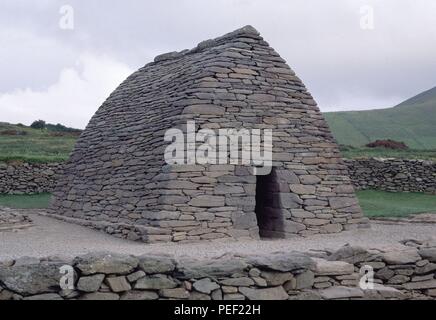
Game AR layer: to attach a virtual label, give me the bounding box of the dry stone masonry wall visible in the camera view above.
[0,162,62,194]
[1,239,435,300]
[48,25,368,243]
[345,158,436,194]
[0,208,33,232]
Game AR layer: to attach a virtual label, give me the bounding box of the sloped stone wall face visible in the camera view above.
[1,240,435,300]
[0,162,62,194]
[47,26,367,242]
[345,158,436,194]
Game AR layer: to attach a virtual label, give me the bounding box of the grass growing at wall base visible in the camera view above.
[0,193,52,209]
[0,190,435,218]
[356,190,436,217]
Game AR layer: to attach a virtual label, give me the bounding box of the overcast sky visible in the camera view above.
[1,0,435,128]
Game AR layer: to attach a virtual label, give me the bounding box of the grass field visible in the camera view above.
[1,190,435,218]
[0,122,78,163]
[340,146,436,161]
[0,193,52,209]
[356,190,436,217]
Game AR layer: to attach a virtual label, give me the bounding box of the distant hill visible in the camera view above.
[324,86,436,149]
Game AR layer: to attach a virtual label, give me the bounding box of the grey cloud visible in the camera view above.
[0,0,435,126]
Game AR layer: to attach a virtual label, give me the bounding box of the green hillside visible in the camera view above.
[325,86,436,149]
[0,122,79,163]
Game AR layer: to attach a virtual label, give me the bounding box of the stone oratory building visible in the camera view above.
[50,26,369,242]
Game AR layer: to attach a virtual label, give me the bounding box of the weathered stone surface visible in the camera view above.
[248,252,314,272]
[279,193,303,209]
[261,271,293,286]
[126,270,146,282]
[183,105,225,115]
[275,170,299,184]
[80,292,119,300]
[299,175,322,185]
[415,263,436,275]
[190,291,212,300]
[288,290,322,300]
[0,289,15,300]
[189,195,225,207]
[0,261,64,295]
[289,184,316,195]
[283,220,306,233]
[220,277,255,287]
[77,274,105,292]
[368,284,406,299]
[313,259,354,276]
[138,255,175,274]
[239,286,288,300]
[159,288,190,299]
[387,275,410,285]
[193,278,220,294]
[304,218,329,226]
[105,276,131,292]
[74,253,138,275]
[419,248,436,262]
[211,289,223,300]
[328,245,373,264]
[329,197,358,209]
[382,249,421,265]
[24,293,63,300]
[176,257,248,279]
[134,275,178,290]
[223,293,245,300]
[294,270,315,289]
[321,223,343,233]
[248,93,275,102]
[403,280,436,290]
[319,286,364,299]
[120,290,159,300]
[427,289,436,297]
[375,267,395,281]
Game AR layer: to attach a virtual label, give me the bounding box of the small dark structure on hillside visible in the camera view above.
[366,139,408,150]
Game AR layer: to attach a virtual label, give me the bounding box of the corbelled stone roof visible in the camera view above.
[49,26,368,243]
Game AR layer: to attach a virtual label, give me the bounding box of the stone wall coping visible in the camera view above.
[1,239,435,300]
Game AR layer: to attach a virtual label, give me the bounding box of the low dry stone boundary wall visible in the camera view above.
[0,208,33,232]
[0,162,62,194]
[1,239,435,300]
[0,159,435,195]
[345,158,436,194]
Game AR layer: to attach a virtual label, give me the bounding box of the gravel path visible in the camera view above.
[1,212,435,261]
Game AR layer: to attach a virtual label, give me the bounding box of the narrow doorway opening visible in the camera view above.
[255,168,284,238]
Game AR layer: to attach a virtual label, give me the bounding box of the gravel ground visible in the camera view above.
[0,212,435,261]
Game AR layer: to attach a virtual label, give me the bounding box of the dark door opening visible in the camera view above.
[255,168,285,238]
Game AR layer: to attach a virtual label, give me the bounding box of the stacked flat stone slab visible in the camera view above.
[49,25,368,243]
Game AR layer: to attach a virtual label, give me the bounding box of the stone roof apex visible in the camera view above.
[153,25,262,63]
